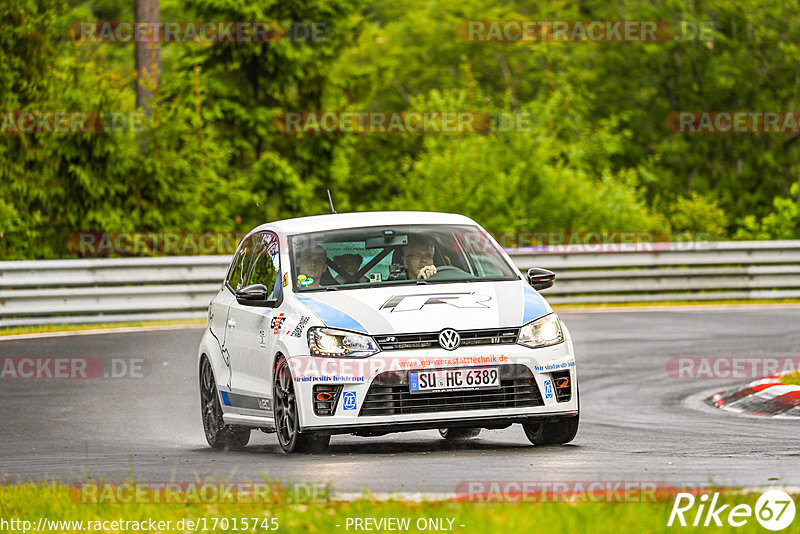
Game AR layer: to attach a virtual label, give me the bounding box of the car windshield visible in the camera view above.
[289,224,519,291]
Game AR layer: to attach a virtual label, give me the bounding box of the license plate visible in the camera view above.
[409,367,500,393]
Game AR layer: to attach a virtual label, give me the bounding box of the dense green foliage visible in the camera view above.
[2,0,800,259]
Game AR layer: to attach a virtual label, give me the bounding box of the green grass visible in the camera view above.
[1,482,798,533]
[0,319,205,337]
[780,371,800,386]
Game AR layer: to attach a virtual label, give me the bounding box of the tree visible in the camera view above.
[135,0,161,113]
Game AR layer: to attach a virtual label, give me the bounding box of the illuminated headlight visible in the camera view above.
[307,327,380,358]
[517,313,564,349]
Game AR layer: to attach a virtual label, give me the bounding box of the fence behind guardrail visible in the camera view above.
[2,241,800,327]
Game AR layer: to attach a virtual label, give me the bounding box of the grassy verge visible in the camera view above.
[0,319,205,337]
[780,371,800,387]
[1,483,798,534]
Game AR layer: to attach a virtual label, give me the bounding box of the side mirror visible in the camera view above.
[235,284,275,307]
[526,268,555,291]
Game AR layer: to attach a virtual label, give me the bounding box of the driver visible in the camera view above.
[402,237,437,280]
[296,244,328,289]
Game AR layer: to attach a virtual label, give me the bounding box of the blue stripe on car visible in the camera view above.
[295,294,369,334]
[522,284,550,325]
[220,391,231,406]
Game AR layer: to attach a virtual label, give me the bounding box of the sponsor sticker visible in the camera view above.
[258,330,266,349]
[342,391,357,410]
[543,379,554,399]
[380,292,492,312]
[290,316,310,338]
[270,313,286,335]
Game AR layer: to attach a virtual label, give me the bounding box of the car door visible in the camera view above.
[226,232,282,406]
[208,288,235,386]
[213,234,257,389]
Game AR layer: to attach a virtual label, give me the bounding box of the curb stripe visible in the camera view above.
[710,376,800,418]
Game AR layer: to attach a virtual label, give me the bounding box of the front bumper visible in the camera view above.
[290,339,578,433]
[303,411,578,436]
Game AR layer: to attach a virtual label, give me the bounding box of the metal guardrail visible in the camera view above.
[1,241,800,327]
[511,240,800,304]
[0,257,230,327]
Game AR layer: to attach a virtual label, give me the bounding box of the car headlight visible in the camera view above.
[307,327,380,358]
[517,313,564,349]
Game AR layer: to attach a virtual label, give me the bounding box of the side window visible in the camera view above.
[245,232,280,299]
[226,234,258,291]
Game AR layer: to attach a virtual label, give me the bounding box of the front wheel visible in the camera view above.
[200,358,250,450]
[273,357,331,454]
[522,415,579,446]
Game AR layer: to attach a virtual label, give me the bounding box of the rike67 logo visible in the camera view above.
[668,490,796,530]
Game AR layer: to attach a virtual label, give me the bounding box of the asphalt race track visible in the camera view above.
[2,308,799,494]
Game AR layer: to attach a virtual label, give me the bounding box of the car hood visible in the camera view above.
[293,280,552,335]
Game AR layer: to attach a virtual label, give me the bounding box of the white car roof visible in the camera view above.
[253,211,480,235]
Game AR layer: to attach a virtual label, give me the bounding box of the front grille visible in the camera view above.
[359,364,543,416]
[552,371,572,402]
[313,384,343,416]
[374,328,519,351]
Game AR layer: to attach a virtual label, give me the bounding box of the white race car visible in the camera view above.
[198,212,578,453]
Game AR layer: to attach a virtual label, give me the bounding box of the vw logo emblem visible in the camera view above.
[438,328,461,351]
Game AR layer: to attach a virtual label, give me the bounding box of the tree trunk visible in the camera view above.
[135,0,160,114]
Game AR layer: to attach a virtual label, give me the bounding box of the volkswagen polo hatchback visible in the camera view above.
[198,211,578,453]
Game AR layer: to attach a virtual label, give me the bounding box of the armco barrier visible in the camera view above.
[0,257,230,327]
[1,241,800,327]
[512,240,800,304]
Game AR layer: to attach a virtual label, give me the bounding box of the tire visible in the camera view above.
[273,357,331,454]
[524,381,580,446]
[522,415,579,445]
[199,358,251,450]
[438,427,481,441]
